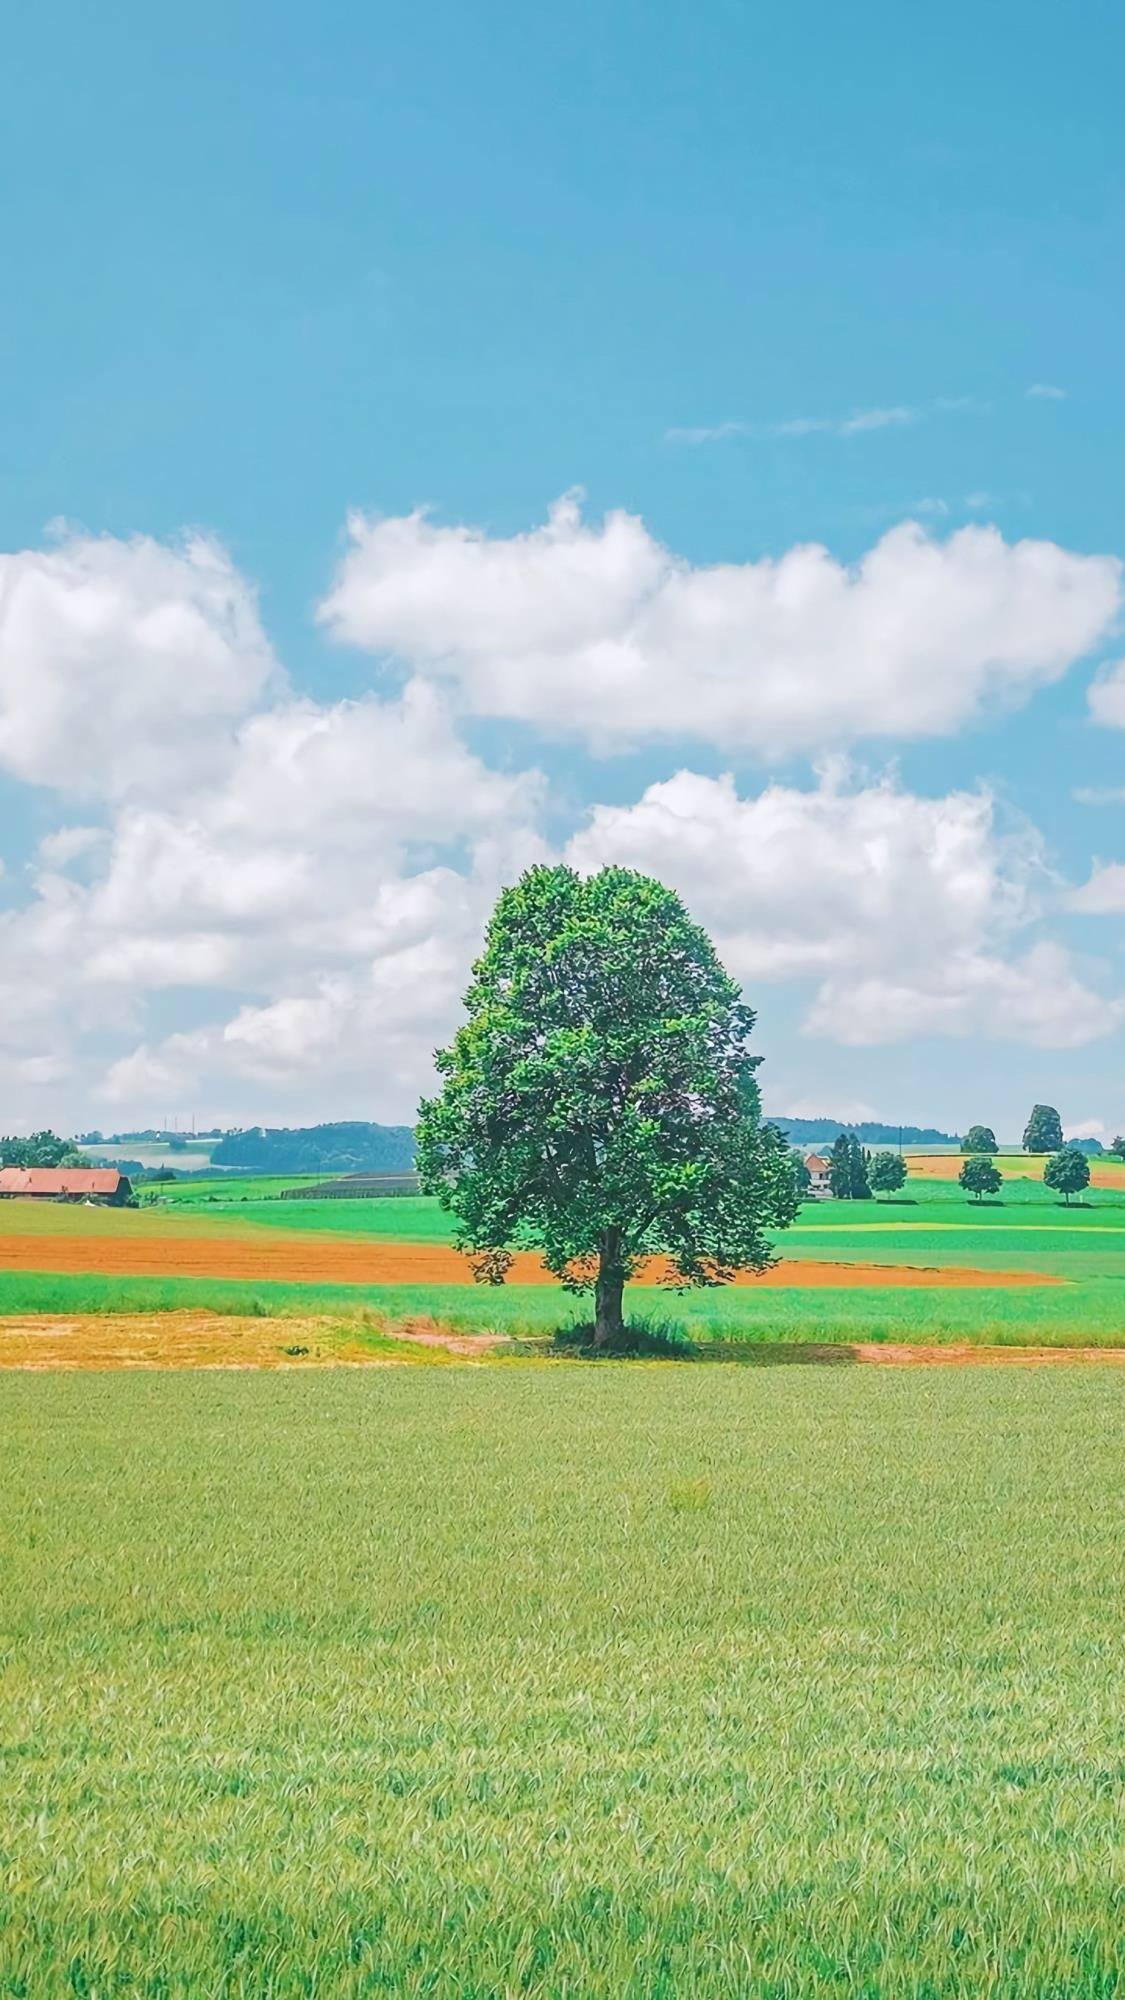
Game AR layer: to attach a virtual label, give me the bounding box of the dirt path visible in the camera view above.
[0,1232,1061,1289]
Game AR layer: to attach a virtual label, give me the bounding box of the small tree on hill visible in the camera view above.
[415,864,800,1345]
[869,1150,907,1196]
[962,1125,998,1155]
[1043,1147,1090,1206]
[1023,1104,1063,1153]
[829,1134,852,1199]
[959,1156,1003,1202]
[1110,1135,1125,1160]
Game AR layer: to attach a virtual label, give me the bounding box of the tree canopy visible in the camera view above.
[959,1156,1003,1202]
[1023,1104,1063,1153]
[961,1125,998,1155]
[0,1130,89,1170]
[415,864,799,1344]
[869,1150,907,1195]
[1043,1147,1090,1206]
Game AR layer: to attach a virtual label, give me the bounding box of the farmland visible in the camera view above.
[2,1365,1123,1997]
[3,1160,1124,1995]
[1,1158,1124,1348]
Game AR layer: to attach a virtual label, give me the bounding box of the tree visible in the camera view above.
[869,1150,908,1196]
[0,1130,89,1169]
[961,1125,998,1155]
[1110,1135,1125,1160]
[829,1134,852,1199]
[791,1152,812,1196]
[848,1135,872,1199]
[959,1156,1003,1202]
[1023,1104,1063,1154]
[415,865,800,1346]
[1043,1147,1090,1206]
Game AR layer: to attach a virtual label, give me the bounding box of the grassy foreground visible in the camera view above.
[2,1368,1123,1996]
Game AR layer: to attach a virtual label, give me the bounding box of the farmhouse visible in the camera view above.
[0,1167,133,1205]
[803,1152,832,1199]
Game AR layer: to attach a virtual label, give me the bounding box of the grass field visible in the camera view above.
[2,1366,1122,1997]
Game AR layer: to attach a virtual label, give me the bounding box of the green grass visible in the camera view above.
[3,1268,1125,1347]
[1,1368,1123,1996]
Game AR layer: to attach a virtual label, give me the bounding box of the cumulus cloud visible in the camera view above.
[1069,862,1125,914]
[1088,659,1125,728]
[568,769,1121,1048]
[0,529,277,797]
[319,496,1121,755]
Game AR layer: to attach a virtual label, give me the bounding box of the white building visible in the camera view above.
[803,1152,832,1198]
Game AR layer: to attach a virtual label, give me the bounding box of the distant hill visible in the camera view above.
[211,1122,416,1174]
[770,1116,959,1147]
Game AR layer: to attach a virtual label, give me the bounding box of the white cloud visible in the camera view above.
[319,497,1121,755]
[1027,383,1067,400]
[1069,862,1125,914]
[1087,659,1125,728]
[666,395,986,446]
[1065,1117,1105,1139]
[0,529,278,798]
[568,769,1120,1048]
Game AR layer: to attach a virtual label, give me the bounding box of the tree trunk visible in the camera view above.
[593,1230,626,1346]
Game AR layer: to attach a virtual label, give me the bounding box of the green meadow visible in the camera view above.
[2,1366,1123,1998]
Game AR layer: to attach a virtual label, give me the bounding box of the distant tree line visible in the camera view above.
[0,1130,90,1169]
[211,1121,416,1175]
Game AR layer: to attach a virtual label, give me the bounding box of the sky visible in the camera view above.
[2,0,1124,1142]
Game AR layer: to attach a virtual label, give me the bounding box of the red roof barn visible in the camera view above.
[0,1167,133,1204]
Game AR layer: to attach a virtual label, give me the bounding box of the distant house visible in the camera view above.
[0,1167,133,1205]
[803,1152,832,1199]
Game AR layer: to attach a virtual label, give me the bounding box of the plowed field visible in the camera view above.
[906,1151,1125,1189]
[0,1230,1060,1288]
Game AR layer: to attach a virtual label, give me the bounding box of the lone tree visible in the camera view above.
[415,865,800,1345]
[829,1134,852,1199]
[962,1124,998,1155]
[1023,1104,1063,1153]
[869,1150,908,1196]
[1110,1135,1125,1160]
[959,1156,1003,1202]
[1043,1146,1090,1206]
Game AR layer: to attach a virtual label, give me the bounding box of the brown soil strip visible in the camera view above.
[0,1313,1117,1371]
[0,1312,506,1370]
[906,1152,1125,1189]
[0,1233,1060,1289]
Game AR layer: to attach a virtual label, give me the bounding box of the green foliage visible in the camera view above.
[1043,1146,1091,1205]
[848,1135,872,1199]
[1110,1135,1125,1160]
[1023,1104,1063,1153]
[829,1133,852,1199]
[1,1368,1124,1996]
[0,1129,89,1169]
[868,1149,907,1195]
[791,1151,812,1194]
[962,1124,998,1154]
[211,1121,415,1174]
[416,865,798,1340]
[959,1155,1003,1201]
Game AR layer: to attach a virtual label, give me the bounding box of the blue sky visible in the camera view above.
[2,0,1124,1139]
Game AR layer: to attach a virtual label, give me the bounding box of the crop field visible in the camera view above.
[2,1365,1123,1997]
[1,1164,1124,1347]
